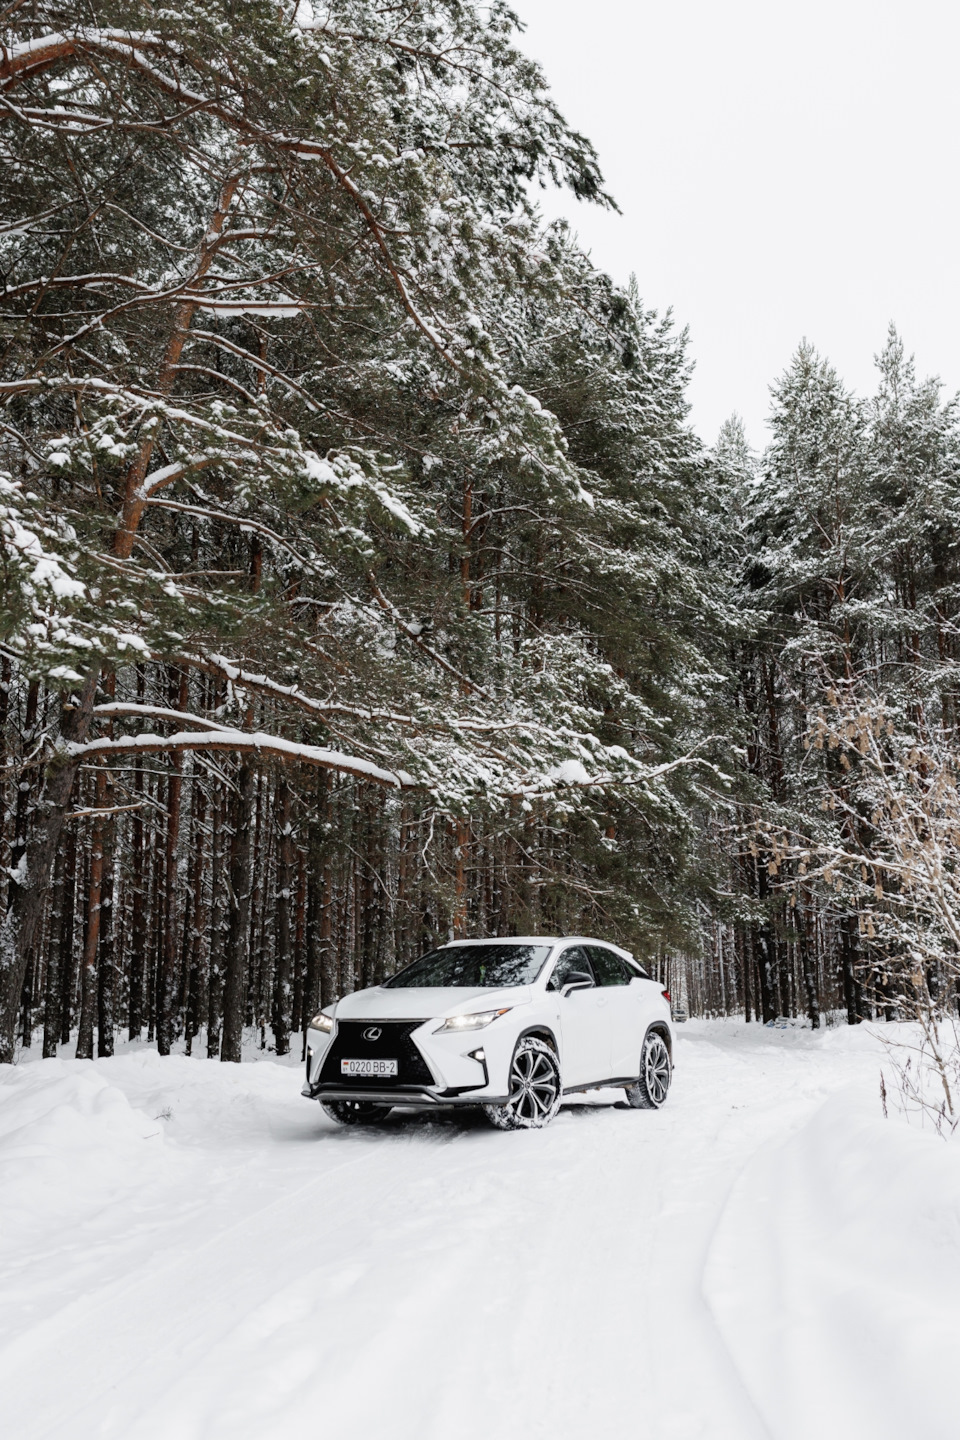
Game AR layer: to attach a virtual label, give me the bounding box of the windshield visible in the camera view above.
[384,943,551,989]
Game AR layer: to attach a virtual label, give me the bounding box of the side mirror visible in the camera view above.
[561,972,594,997]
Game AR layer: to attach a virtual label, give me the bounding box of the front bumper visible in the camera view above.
[302,1012,517,1106]
[302,1082,509,1108]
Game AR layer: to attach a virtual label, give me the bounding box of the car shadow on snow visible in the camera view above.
[560,1098,634,1115]
[305,1094,636,1140]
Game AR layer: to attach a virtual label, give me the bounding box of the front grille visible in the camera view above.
[319,1020,434,1089]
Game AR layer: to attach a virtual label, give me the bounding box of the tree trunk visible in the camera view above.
[42,844,65,1056]
[207,786,226,1057]
[797,890,820,1029]
[185,779,208,1055]
[148,830,163,1043]
[96,678,117,1058]
[112,171,242,559]
[0,654,9,914]
[0,669,97,1063]
[20,950,35,1047]
[753,923,776,1025]
[76,768,107,1059]
[157,669,187,1054]
[453,819,469,938]
[272,777,295,1056]
[292,849,307,1035]
[248,772,266,1037]
[738,922,752,1022]
[10,677,40,884]
[316,774,337,1011]
[221,760,255,1062]
[752,855,777,1024]
[128,759,146,1038]
[97,810,116,1057]
[840,912,863,1025]
[304,863,321,1048]
[395,800,410,972]
[58,825,77,1045]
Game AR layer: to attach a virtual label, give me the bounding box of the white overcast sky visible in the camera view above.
[513,0,960,449]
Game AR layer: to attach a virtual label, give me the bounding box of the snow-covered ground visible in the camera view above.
[2,1020,959,1440]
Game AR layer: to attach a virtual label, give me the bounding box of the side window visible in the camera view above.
[588,946,630,986]
[547,947,595,991]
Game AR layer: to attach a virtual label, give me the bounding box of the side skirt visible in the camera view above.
[562,1076,638,1095]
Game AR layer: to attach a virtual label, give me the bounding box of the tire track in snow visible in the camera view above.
[1,1026,889,1440]
[2,1117,462,1439]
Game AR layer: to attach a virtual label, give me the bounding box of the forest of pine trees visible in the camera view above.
[4,0,960,1063]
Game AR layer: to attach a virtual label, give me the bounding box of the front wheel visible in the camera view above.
[483,1036,562,1130]
[624,1031,672,1109]
[322,1099,393,1126]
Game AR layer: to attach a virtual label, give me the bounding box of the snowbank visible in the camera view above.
[705,1085,960,1440]
[1,1022,957,1440]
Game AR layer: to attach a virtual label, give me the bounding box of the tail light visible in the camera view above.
[661,989,671,1002]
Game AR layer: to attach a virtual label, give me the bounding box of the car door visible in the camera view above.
[549,946,611,1087]
[587,946,638,1078]
[621,957,664,1074]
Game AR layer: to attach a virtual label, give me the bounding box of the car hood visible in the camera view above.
[333,985,531,1022]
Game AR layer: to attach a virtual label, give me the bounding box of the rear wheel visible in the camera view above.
[484,1036,561,1130]
[322,1099,393,1126]
[624,1031,672,1109]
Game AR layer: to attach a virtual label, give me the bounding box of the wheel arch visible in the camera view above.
[645,1021,673,1062]
[516,1023,560,1055]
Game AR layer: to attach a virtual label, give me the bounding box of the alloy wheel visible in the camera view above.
[485,1037,561,1129]
[624,1030,672,1109]
[643,1036,671,1105]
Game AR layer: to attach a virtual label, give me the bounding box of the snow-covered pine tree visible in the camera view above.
[0,0,730,1057]
[718,333,960,1026]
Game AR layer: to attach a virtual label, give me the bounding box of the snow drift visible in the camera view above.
[705,1086,960,1440]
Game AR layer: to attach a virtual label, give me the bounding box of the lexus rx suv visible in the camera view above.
[302,936,674,1129]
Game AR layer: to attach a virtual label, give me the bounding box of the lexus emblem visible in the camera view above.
[362,1026,382,1042]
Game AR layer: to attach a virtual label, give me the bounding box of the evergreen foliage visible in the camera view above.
[712,329,960,1028]
[4,5,959,1059]
[0,0,728,1059]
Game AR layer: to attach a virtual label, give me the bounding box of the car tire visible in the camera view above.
[483,1036,562,1130]
[321,1099,393,1126]
[624,1031,672,1109]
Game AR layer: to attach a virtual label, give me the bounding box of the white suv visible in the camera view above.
[302,936,674,1129]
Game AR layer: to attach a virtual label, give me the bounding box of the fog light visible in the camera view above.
[468,1048,486,1062]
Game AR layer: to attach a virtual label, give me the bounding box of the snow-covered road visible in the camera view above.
[3,1021,959,1440]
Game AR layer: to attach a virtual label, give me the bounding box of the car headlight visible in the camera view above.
[309,1011,334,1033]
[435,1008,511,1033]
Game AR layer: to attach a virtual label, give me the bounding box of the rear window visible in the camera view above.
[588,947,631,986]
[384,944,551,989]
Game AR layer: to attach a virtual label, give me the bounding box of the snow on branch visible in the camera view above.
[139,456,220,498]
[93,702,230,732]
[2,272,158,299]
[144,498,330,579]
[68,729,417,788]
[174,653,418,728]
[0,29,462,372]
[520,748,722,797]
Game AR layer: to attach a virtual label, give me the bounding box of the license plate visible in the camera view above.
[340,1058,398,1077]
